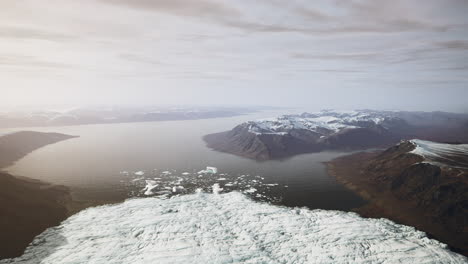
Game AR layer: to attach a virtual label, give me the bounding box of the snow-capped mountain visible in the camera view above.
[329,139,468,255]
[204,110,468,160]
[246,110,405,135]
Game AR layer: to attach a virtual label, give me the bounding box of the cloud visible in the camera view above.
[0,25,75,41]
[0,54,74,69]
[291,52,380,61]
[293,7,331,21]
[435,40,468,50]
[119,54,168,66]
[98,0,454,35]
[100,0,240,18]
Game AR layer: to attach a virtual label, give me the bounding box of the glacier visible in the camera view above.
[2,192,466,264]
[410,139,468,169]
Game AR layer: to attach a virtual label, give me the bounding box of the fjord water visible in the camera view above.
[5,110,365,210]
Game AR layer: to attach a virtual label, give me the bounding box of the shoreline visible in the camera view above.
[325,151,468,256]
[0,131,102,259]
[0,172,94,259]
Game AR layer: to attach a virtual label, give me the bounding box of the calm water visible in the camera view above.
[5,110,366,210]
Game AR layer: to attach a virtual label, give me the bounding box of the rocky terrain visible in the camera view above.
[0,131,80,259]
[204,110,468,160]
[327,139,468,256]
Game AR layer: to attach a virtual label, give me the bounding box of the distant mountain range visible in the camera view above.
[0,106,259,128]
[204,110,468,160]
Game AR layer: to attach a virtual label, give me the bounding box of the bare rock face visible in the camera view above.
[204,110,468,160]
[369,141,468,239]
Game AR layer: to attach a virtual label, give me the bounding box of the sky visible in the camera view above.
[1,0,468,112]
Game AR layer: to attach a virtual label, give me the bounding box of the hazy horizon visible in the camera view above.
[1,0,468,112]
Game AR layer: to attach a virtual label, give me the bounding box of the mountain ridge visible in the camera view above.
[326,139,468,256]
[205,110,468,160]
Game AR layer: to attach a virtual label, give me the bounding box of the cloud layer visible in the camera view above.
[1,0,467,111]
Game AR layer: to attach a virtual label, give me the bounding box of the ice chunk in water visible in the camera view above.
[206,167,218,174]
[142,180,158,195]
[198,166,218,174]
[212,183,223,194]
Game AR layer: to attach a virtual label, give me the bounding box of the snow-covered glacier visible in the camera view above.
[3,192,466,264]
[410,139,468,169]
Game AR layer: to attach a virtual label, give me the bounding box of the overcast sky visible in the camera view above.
[1,0,468,112]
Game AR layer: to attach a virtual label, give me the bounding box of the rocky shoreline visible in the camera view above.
[0,131,90,259]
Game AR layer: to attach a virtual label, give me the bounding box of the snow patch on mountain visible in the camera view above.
[246,110,398,135]
[410,139,468,169]
[3,192,466,264]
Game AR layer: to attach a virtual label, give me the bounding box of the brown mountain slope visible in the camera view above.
[326,141,468,256]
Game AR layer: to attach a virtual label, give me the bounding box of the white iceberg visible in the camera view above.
[197,166,218,175]
[212,183,223,194]
[244,187,257,194]
[134,171,145,176]
[4,192,466,264]
[142,180,158,196]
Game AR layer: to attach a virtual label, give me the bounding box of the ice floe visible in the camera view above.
[123,167,284,203]
[198,166,218,174]
[142,180,158,195]
[212,183,223,194]
[4,192,466,264]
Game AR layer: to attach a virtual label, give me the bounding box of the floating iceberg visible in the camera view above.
[244,187,257,194]
[212,183,223,194]
[197,166,218,174]
[4,192,466,264]
[142,180,158,196]
[134,171,145,176]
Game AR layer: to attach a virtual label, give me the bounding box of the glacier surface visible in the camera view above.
[3,192,466,264]
[410,139,468,169]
